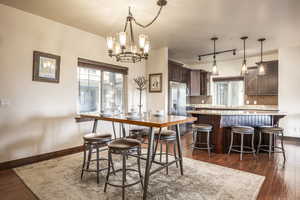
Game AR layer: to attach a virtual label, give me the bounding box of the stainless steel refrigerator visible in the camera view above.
[169,81,187,116]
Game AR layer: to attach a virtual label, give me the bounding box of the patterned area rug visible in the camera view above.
[14,152,264,200]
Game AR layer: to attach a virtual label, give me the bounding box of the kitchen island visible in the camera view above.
[187,110,286,153]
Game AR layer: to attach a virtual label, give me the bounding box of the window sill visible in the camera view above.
[74,116,94,123]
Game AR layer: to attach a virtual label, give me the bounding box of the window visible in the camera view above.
[77,67,124,113]
[213,80,244,106]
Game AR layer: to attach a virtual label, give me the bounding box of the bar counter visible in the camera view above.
[187,110,287,153]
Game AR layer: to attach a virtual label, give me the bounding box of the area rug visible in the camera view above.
[14,152,264,200]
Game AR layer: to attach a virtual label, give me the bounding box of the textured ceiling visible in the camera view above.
[1,0,300,64]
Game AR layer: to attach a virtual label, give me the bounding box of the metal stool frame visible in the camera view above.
[104,145,143,200]
[81,140,115,184]
[228,126,256,160]
[257,127,286,162]
[153,131,179,175]
[191,125,213,157]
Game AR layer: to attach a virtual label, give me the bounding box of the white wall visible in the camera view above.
[0,4,146,162]
[278,46,300,137]
[146,47,169,113]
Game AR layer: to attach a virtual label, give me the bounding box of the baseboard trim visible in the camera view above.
[0,145,84,171]
[282,136,300,142]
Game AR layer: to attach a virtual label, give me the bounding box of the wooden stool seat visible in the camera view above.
[154,129,176,140]
[108,138,141,150]
[192,123,213,131]
[83,133,112,143]
[261,127,284,133]
[231,126,254,134]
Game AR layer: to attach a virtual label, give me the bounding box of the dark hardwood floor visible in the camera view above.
[0,132,299,200]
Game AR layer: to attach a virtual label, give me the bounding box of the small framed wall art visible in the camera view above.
[33,51,60,83]
[149,73,162,93]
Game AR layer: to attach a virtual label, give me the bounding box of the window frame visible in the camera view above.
[77,58,127,114]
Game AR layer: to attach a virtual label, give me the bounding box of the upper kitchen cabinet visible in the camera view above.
[168,60,190,83]
[245,60,278,95]
[189,70,211,96]
[189,70,201,96]
[168,60,210,96]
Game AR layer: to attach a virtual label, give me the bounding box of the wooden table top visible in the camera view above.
[80,113,197,128]
[187,110,287,116]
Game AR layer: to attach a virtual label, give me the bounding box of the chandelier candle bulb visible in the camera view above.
[119,32,127,48]
[106,36,114,55]
[144,41,150,54]
[139,34,147,49]
[115,43,121,54]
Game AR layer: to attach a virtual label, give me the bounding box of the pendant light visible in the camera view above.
[240,36,248,75]
[258,38,266,76]
[211,37,219,76]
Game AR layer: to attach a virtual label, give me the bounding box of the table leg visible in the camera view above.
[112,122,117,139]
[143,127,155,200]
[175,124,184,175]
[121,123,126,138]
[92,119,98,133]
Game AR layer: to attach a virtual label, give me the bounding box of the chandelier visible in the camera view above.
[106,0,167,63]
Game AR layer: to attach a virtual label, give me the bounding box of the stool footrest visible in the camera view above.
[106,168,143,188]
[229,145,256,154]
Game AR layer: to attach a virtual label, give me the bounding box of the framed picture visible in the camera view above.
[149,73,162,93]
[33,51,60,83]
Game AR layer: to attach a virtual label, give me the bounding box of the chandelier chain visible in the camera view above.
[132,5,164,28]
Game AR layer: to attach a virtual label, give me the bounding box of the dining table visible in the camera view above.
[80,113,197,200]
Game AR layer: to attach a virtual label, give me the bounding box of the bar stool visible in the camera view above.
[104,138,143,200]
[129,126,149,143]
[153,129,178,175]
[228,126,256,160]
[257,126,286,162]
[191,123,213,156]
[81,133,115,184]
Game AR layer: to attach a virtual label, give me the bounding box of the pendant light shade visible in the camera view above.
[258,38,266,76]
[258,63,265,75]
[212,60,218,75]
[211,37,219,76]
[240,36,248,75]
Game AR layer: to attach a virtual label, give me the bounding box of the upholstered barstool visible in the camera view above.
[129,126,149,143]
[228,126,256,160]
[257,126,286,162]
[191,123,213,156]
[81,133,114,183]
[153,129,178,175]
[104,138,143,200]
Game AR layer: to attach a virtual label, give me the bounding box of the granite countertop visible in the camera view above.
[187,110,286,116]
[186,104,279,111]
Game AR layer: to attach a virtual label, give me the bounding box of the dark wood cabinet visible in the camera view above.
[168,60,210,96]
[190,70,201,96]
[168,60,189,83]
[245,60,278,96]
[189,70,210,96]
